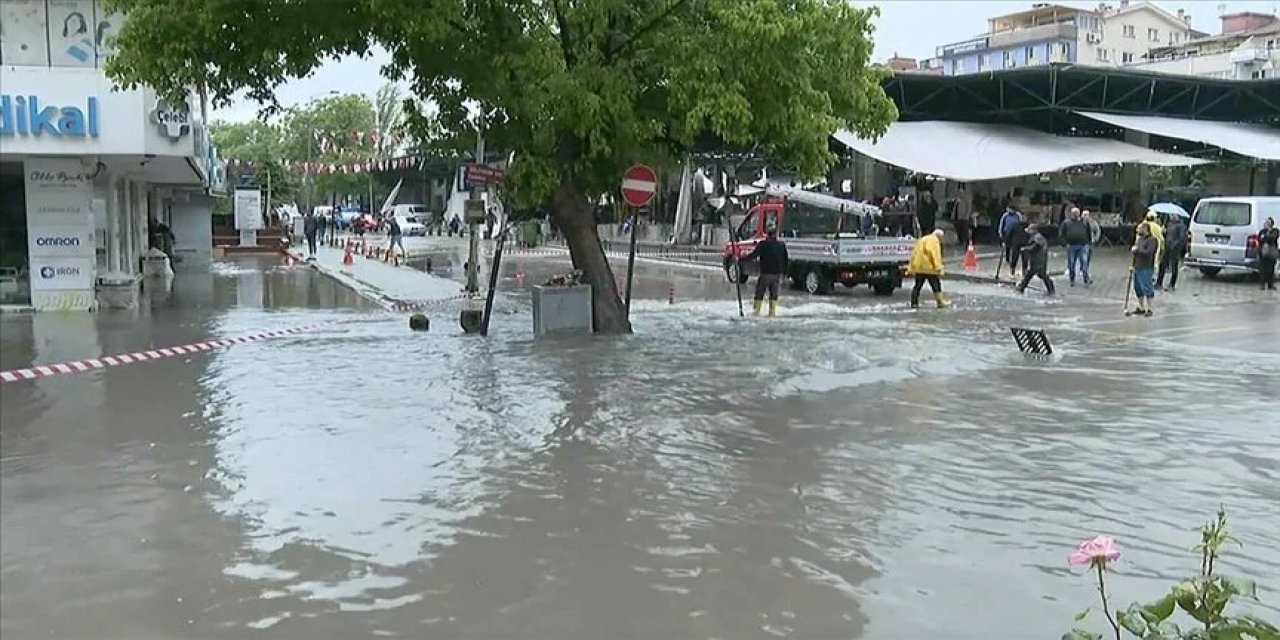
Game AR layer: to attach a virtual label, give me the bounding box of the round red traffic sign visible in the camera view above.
[620,164,658,207]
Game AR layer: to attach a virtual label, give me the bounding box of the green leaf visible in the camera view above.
[1119,608,1149,636]
[1075,608,1092,622]
[1062,629,1103,640]
[1141,594,1177,624]
[1221,577,1258,601]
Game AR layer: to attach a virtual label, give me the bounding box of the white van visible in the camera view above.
[1185,196,1280,276]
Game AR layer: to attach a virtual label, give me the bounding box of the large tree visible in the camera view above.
[105,0,895,333]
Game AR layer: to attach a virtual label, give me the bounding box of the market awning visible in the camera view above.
[831,121,1209,182]
[1075,111,1280,161]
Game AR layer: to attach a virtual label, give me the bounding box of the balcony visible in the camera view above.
[989,22,1078,49]
[1228,47,1269,64]
[938,36,990,58]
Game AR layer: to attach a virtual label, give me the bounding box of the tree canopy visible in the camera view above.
[105,0,896,333]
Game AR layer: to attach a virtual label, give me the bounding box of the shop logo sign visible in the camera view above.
[40,265,81,279]
[27,169,90,187]
[36,236,81,247]
[151,100,191,140]
[0,95,100,138]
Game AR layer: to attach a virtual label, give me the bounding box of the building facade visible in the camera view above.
[1132,11,1280,80]
[937,1,1199,76]
[0,0,222,311]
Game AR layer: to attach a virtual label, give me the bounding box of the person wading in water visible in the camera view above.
[907,229,951,309]
[741,226,789,317]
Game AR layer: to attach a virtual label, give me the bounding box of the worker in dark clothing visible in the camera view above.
[1156,215,1187,291]
[917,191,939,235]
[1060,207,1092,286]
[741,227,789,317]
[1016,224,1055,295]
[303,212,319,258]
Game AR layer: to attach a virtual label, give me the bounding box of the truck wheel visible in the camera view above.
[1198,267,1221,277]
[804,269,834,295]
[724,258,748,284]
[872,282,896,296]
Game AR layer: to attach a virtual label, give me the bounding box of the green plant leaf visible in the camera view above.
[1075,608,1091,622]
[1062,629,1103,640]
[1221,577,1258,601]
[1141,594,1178,624]
[1120,607,1149,636]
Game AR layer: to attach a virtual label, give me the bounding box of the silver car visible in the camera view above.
[1185,196,1280,276]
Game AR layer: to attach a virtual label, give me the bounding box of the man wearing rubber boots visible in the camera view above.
[908,229,951,309]
[741,226,788,316]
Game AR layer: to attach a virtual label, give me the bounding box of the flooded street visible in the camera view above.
[2,253,1278,639]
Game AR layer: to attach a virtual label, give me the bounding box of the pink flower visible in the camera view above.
[1069,535,1121,568]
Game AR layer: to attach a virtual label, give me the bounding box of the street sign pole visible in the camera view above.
[620,165,658,322]
[624,206,639,318]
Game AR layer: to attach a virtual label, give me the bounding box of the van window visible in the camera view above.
[409,205,427,214]
[782,202,840,236]
[1194,202,1251,226]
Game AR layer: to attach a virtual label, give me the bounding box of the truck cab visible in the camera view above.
[723,186,913,295]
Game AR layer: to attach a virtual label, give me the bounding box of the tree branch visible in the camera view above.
[604,0,691,63]
[552,0,577,68]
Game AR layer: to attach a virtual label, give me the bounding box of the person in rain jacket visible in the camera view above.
[1016,224,1055,295]
[1143,211,1165,265]
[1157,214,1187,291]
[998,205,1023,276]
[907,229,951,309]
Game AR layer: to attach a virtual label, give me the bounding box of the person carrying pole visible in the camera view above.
[740,225,788,317]
[907,229,951,309]
[1128,222,1159,317]
[1016,224,1056,296]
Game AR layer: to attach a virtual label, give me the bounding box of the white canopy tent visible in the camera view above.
[1075,111,1280,162]
[832,121,1209,182]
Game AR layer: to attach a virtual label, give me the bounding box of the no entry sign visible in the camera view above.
[621,165,657,207]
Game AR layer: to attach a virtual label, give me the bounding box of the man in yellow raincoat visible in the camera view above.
[908,229,951,309]
[1143,210,1165,264]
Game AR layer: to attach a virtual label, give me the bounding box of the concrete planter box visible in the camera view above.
[532,285,593,336]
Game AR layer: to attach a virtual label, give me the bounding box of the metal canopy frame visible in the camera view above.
[884,64,1280,136]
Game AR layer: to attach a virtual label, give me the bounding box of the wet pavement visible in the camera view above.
[1,247,1278,639]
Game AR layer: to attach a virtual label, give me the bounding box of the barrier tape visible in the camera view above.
[0,321,340,384]
[1,290,473,384]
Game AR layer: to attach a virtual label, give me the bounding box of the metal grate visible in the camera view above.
[1010,327,1053,356]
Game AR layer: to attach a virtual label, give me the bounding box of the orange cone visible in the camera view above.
[342,244,354,266]
[963,240,978,271]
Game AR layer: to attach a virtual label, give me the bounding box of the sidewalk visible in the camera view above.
[286,243,467,310]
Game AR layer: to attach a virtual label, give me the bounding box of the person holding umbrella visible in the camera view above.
[1157,209,1189,291]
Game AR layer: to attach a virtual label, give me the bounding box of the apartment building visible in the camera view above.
[1133,11,1280,80]
[936,1,1200,75]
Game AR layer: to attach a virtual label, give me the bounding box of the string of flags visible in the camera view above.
[313,129,412,153]
[224,156,427,176]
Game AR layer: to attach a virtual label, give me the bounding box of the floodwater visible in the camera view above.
[2,254,1278,639]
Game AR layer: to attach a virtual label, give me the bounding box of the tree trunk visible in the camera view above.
[552,175,632,334]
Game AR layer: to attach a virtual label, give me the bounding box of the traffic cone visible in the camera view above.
[342,244,354,266]
[516,265,525,283]
[963,240,979,272]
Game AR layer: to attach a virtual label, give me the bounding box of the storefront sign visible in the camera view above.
[0,94,100,138]
[151,99,191,140]
[25,158,96,310]
[234,188,263,230]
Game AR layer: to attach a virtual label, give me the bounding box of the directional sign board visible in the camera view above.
[621,164,657,207]
[462,164,505,191]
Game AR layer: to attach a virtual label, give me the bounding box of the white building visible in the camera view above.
[0,0,222,312]
[1131,11,1280,80]
[937,1,1202,75]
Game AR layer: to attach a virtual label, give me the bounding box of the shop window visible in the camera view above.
[0,162,31,305]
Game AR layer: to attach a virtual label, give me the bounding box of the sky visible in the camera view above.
[210,0,1277,123]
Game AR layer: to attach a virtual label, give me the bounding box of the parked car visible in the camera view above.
[389,204,432,225]
[394,215,427,236]
[1185,196,1280,276]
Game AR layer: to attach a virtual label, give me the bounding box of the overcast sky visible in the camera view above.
[210,0,1276,123]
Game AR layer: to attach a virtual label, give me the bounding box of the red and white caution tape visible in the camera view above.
[0,322,334,385]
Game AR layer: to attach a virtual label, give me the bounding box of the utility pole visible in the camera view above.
[466,122,484,294]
